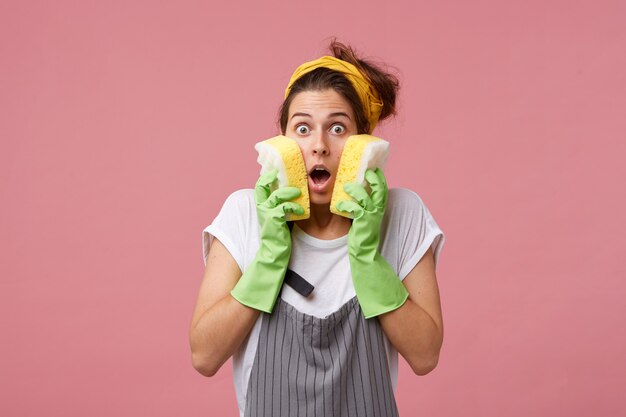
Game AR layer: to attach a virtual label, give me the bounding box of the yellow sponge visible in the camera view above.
[330,134,390,218]
[254,135,310,221]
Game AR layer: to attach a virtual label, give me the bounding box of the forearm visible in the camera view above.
[190,294,260,377]
[379,298,443,375]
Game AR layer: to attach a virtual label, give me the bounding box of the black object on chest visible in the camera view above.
[284,269,314,297]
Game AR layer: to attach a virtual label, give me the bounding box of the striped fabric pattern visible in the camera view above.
[244,295,399,417]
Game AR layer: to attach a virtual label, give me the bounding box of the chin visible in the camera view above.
[309,196,331,207]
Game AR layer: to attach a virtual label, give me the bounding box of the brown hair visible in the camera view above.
[278,38,400,135]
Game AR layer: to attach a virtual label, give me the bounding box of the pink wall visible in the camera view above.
[2,0,625,415]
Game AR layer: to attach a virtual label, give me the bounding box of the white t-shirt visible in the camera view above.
[203,187,445,416]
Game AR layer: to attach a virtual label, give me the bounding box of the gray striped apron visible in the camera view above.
[243,295,400,417]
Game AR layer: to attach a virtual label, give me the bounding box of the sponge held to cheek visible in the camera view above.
[330,135,390,219]
[254,135,310,221]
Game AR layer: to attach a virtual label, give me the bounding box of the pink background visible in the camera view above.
[2,0,625,416]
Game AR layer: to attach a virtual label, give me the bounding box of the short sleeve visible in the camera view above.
[202,189,255,272]
[384,188,446,280]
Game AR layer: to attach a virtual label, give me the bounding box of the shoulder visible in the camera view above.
[387,187,426,212]
[222,188,255,210]
[213,189,257,224]
[226,188,254,202]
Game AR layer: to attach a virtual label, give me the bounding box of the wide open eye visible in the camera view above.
[296,125,310,135]
[331,124,345,134]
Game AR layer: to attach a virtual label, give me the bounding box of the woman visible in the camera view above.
[190,39,446,417]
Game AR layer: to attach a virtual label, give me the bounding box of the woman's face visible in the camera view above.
[285,89,357,207]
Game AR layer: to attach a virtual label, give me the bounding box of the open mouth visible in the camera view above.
[309,167,331,185]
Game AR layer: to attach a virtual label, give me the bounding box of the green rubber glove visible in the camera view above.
[230,169,304,313]
[336,168,409,319]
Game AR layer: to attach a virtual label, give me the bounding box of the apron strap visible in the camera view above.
[284,269,314,297]
[284,222,315,297]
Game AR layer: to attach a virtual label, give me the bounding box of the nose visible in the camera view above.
[311,131,329,156]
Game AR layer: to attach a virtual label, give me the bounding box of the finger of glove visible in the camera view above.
[343,182,374,211]
[336,200,364,217]
[280,202,305,215]
[365,168,388,209]
[266,186,302,208]
[254,169,278,204]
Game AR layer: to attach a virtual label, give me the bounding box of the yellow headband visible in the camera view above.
[284,56,383,134]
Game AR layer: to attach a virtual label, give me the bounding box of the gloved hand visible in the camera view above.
[336,168,409,319]
[230,169,304,313]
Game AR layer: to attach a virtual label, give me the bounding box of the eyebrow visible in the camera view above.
[290,112,352,121]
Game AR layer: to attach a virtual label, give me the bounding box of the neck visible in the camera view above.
[294,203,351,240]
